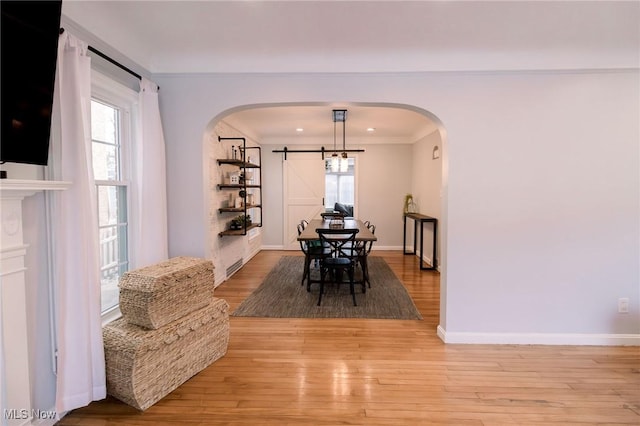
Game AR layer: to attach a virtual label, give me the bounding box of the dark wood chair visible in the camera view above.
[316,228,362,306]
[298,223,330,290]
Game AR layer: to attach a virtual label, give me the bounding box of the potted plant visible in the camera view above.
[403,194,414,214]
[230,214,251,230]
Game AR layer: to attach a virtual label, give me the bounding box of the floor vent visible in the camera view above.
[226,258,243,278]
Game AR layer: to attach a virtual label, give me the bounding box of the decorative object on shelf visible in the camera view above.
[403,193,417,214]
[230,214,251,230]
[432,145,440,160]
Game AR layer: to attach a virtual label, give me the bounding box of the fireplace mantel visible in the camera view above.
[0,179,70,425]
[0,178,71,196]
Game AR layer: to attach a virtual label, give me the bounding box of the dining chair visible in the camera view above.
[357,224,376,288]
[316,228,361,306]
[297,223,330,290]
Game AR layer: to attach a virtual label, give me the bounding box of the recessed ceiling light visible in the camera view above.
[296,128,304,132]
[366,127,375,132]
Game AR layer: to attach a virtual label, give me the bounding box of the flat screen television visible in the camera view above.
[1,0,62,166]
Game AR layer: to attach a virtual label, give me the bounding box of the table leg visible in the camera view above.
[419,220,425,269]
[403,214,408,254]
[433,220,438,269]
[413,219,418,256]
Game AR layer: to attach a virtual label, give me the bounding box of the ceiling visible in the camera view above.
[221,104,439,145]
[61,1,638,144]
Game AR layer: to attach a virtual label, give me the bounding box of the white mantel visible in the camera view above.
[0,179,70,426]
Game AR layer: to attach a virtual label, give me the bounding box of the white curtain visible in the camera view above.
[49,32,106,413]
[0,287,5,426]
[132,78,169,267]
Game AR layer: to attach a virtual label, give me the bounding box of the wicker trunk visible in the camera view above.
[119,256,215,329]
[103,297,229,410]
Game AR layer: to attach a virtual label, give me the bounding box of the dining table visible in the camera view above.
[297,218,377,242]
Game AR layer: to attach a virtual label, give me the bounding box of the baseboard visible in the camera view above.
[260,245,286,250]
[437,325,640,346]
[371,245,404,251]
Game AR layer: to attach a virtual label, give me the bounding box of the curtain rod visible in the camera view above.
[59,27,143,81]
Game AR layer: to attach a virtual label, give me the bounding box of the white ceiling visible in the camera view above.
[62,1,638,74]
[222,104,439,145]
[61,0,639,143]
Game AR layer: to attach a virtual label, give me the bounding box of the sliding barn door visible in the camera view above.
[283,155,325,250]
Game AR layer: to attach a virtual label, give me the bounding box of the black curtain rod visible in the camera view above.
[59,27,143,81]
[87,45,142,81]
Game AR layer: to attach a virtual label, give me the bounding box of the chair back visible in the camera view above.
[316,228,359,259]
[297,223,309,254]
[365,224,376,254]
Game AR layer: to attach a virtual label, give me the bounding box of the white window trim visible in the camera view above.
[92,71,138,323]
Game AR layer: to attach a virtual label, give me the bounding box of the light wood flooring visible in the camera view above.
[59,250,640,425]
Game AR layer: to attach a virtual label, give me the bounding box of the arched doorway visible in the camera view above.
[205,101,448,327]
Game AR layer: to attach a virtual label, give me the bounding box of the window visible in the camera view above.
[325,157,355,210]
[91,73,136,315]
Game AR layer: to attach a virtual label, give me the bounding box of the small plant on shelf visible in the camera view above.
[230,214,251,230]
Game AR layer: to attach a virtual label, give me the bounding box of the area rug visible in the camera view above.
[231,256,422,320]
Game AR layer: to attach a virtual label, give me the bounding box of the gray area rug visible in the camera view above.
[232,256,422,320]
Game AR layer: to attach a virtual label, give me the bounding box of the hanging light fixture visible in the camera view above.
[330,115,340,172]
[332,109,349,172]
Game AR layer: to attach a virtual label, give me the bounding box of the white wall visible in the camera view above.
[356,144,413,249]
[155,70,639,343]
[410,131,443,266]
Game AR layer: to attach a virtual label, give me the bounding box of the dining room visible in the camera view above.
[208,104,443,285]
[201,103,444,330]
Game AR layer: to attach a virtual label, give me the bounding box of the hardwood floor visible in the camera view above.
[59,250,640,425]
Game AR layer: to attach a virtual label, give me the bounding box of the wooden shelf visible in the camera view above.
[218,223,260,237]
[218,204,262,213]
[217,159,260,168]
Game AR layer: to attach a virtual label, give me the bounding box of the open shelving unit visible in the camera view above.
[217,137,262,237]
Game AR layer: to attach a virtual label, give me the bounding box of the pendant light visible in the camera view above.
[332,109,348,172]
[330,116,340,172]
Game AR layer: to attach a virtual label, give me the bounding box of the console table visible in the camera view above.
[403,212,438,270]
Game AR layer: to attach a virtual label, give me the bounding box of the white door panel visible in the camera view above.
[284,156,325,250]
